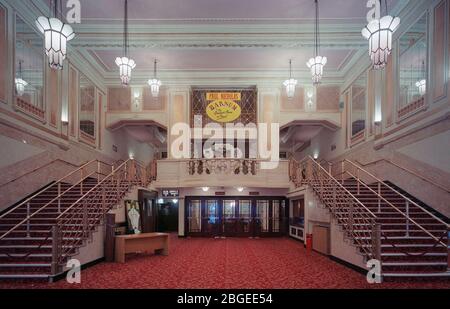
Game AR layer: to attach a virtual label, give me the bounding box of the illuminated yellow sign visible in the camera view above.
[206,93,242,123]
[206,92,241,101]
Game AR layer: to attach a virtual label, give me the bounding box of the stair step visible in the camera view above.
[383,271,450,278]
[382,261,448,266]
[0,263,51,267]
[0,274,50,279]
[381,252,447,257]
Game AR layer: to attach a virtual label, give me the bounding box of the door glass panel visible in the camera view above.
[206,200,218,224]
[223,200,236,218]
[239,200,251,233]
[239,200,251,218]
[257,200,269,232]
[189,200,201,232]
[272,200,280,232]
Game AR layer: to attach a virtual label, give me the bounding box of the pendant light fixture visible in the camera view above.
[116,0,136,86]
[148,59,162,97]
[15,60,28,96]
[361,0,400,70]
[36,0,75,70]
[306,0,327,84]
[283,59,297,99]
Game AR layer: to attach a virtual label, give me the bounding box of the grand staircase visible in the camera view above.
[289,156,449,279]
[0,159,156,280]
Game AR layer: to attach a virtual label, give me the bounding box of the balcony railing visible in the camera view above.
[187,159,257,176]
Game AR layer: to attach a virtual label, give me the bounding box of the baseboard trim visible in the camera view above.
[329,255,366,275]
[50,257,105,282]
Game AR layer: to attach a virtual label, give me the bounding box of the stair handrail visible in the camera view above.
[55,159,149,221]
[0,171,98,241]
[343,168,447,248]
[354,158,450,193]
[296,156,381,259]
[0,159,107,221]
[298,156,377,218]
[0,159,84,189]
[342,159,449,230]
[51,159,152,269]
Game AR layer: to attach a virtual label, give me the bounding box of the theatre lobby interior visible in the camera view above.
[0,0,449,290]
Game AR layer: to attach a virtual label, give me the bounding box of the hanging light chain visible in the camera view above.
[315,0,319,57]
[124,0,128,57]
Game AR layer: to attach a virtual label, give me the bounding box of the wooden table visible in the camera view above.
[114,232,169,263]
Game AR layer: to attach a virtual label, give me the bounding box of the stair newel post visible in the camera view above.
[51,224,61,276]
[57,182,61,213]
[341,161,344,184]
[26,201,30,238]
[405,200,410,237]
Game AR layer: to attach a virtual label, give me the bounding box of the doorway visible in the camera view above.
[185,196,288,237]
[157,200,179,233]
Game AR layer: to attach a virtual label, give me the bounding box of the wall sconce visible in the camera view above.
[172,199,178,204]
[129,152,134,160]
[133,90,140,108]
[306,89,314,109]
[236,187,244,192]
[202,187,209,192]
[313,152,319,160]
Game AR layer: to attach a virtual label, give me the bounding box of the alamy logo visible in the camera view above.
[366,0,381,22]
[66,0,81,24]
[66,258,81,284]
[366,259,382,284]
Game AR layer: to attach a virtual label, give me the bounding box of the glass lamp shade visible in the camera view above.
[15,78,28,96]
[35,17,75,70]
[115,57,136,85]
[148,79,162,97]
[415,79,426,96]
[283,78,297,99]
[362,15,400,70]
[306,56,327,84]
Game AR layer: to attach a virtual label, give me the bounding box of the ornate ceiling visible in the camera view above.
[26,0,409,86]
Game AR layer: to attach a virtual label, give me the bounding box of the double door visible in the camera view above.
[186,197,287,237]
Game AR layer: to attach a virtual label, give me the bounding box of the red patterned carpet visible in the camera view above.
[0,234,449,289]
